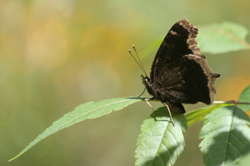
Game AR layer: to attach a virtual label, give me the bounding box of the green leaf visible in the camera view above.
[235,144,250,166]
[185,103,232,126]
[238,83,250,112]
[9,97,141,162]
[199,106,250,166]
[135,107,187,166]
[197,22,250,54]
[235,143,250,166]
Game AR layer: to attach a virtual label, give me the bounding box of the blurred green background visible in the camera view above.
[1,0,250,166]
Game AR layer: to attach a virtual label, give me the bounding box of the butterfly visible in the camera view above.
[129,19,220,126]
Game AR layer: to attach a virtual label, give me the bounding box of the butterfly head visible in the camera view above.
[141,75,150,86]
[141,75,157,98]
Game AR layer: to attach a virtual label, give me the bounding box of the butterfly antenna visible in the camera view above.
[132,45,148,76]
[128,49,143,71]
[128,46,147,76]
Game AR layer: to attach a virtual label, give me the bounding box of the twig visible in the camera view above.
[213,100,250,105]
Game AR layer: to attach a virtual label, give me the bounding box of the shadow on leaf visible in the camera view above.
[135,107,187,166]
[140,146,179,166]
[200,106,250,165]
[203,129,250,165]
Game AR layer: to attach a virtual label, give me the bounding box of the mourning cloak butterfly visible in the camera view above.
[129,19,220,125]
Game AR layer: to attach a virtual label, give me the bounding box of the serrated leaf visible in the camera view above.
[185,103,232,126]
[199,106,250,166]
[135,107,187,166]
[9,97,141,162]
[238,83,250,112]
[197,22,250,54]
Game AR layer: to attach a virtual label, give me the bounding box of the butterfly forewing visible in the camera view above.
[150,20,194,84]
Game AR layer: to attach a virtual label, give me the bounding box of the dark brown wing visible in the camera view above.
[150,19,220,105]
[150,19,195,82]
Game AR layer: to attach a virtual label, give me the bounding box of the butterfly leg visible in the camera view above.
[145,98,155,118]
[138,87,146,98]
[162,102,175,126]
